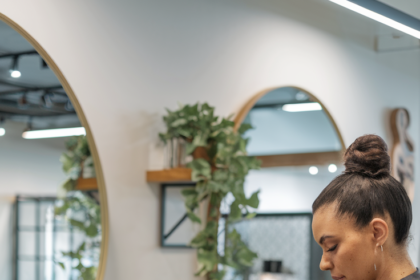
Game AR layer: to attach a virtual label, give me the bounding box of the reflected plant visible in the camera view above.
[160,103,261,280]
[54,136,101,280]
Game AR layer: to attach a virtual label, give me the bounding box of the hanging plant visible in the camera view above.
[160,103,261,280]
[54,135,101,280]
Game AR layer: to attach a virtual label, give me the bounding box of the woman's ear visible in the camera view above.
[370,218,389,245]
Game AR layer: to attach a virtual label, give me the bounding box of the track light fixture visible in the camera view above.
[64,100,74,111]
[42,91,54,108]
[17,93,29,109]
[10,55,21,78]
[0,118,5,137]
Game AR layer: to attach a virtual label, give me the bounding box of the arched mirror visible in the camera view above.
[0,16,106,280]
[227,86,345,280]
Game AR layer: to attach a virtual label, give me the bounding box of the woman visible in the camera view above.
[312,135,419,280]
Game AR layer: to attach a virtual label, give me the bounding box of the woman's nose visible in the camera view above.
[320,253,333,271]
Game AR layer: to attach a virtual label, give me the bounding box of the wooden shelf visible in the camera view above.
[146,168,192,183]
[75,177,98,191]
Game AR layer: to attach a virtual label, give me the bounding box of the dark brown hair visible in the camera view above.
[312,134,412,244]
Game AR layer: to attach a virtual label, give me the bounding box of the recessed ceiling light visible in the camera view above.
[309,166,319,175]
[0,128,5,136]
[328,164,338,173]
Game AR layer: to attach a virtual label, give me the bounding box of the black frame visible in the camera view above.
[13,195,76,280]
[160,182,196,248]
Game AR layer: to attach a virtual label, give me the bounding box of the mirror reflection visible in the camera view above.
[225,87,344,280]
[0,20,101,280]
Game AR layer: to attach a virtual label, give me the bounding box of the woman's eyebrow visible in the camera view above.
[319,235,334,245]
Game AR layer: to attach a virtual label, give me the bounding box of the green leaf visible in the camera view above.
[187,211,201,224]
[62,178,76,191]
[69,219,85,230]
[229,200,242,221]
[190,231,207,248]
[170,118,187,127]
[57,262,65,270]
[86,223,99,237]
[246,212,257,219]
[246,191,260,208]
[187,159,211,181]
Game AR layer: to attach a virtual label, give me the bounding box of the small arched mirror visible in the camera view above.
[228,86,345,280]
[236,86,344,167]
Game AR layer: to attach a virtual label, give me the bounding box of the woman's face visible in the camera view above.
[312,204,378,280]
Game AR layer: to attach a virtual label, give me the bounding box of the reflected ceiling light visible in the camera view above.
[309,166,319,175]
[329,0,420,39]
[282,102,322,112]
[22,127,86,139]
[9,56,21,78]
[328,164,338,173]
[0,128,5,136]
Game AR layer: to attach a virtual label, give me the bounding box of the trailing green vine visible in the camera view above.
[54,136,101,280]
[160,103,261,280]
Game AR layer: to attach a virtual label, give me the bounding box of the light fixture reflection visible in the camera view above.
[309,166,319,175]
[0,128,5,136]
[282,102,322,112]
[328,164,338,173]
[10,70,21,78]
[329,0,420,39]
[22,127,86,139]
[10,56,21,78]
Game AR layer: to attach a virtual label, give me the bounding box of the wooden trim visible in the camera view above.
[147,168,192,182]
[0,13,109,280]
[256,151,343,168]
[76,177,98,191]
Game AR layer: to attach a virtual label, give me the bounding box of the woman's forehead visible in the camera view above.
[312,205,354,240]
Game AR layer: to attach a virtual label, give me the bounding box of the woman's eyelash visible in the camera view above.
[327,244,338,252]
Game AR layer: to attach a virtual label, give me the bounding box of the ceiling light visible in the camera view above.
[282,102,322,112]
[0,128,5,136]
[328,164,338,173]
[10,70,21,78]
[309,166,319,175]
[9,56,21,78]
[329,0,420,39]
[22,127,86,139]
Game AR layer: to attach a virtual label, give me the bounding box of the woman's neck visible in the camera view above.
[378,249,416,280]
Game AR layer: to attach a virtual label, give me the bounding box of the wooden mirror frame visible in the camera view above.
[234,86,346,168]
[0,13,109,280]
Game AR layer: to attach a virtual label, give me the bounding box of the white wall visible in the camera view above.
[0,121,67,196]
[1,0,419,279]
[246,165,346,213]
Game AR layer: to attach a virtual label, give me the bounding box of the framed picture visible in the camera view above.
[160,183,198,247]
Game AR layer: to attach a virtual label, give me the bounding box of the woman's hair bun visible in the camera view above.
[344,134,390,177]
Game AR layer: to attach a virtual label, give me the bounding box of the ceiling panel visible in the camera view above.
[378,0,420,20]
